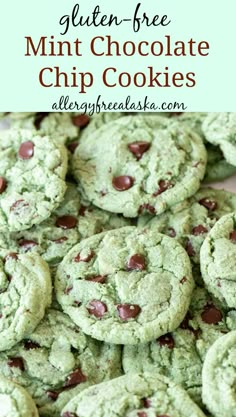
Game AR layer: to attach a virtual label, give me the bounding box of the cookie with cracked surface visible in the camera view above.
[0,128,67,231]
[61,372,206,417]
[0,252,51,351]
[138,188,236,267]
[0,309,122,417]
[55,226,194,344]
[202,112,236,166]
[0,375,39,417]
[200,212,236,308]
[0,183,130,268]
[122,286,228,406]
[72,115,207,217]
[202,330,236,417]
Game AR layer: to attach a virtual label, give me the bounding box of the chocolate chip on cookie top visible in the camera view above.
[128,141,150,160]
[18,141,34,159]
[0,177,7,194]
[112,175,134,191]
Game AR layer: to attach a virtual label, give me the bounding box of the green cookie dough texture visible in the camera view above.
[0,375,39,417]
[0,183,130,267]
[200,212,236,308]
[203,112,236,166]
[122,286,229,406]
[61,372,206,417]
[0,128,67,231]
[0,253,52,351]
[55,226,194,345]
[202,330,236,417]
[138,187,236,266]
[79,112,124,140]
[72,115,207,217]
[0,309,122,417]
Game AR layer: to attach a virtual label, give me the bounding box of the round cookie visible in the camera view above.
[72,115,207,217]
[138,187,236,267]
[0,375,39,417]
[202,330,236,417]
[55,226,194,345]
[203,112,236,166]
[61,372,206,417]
[0,183,130,267]
[0,128,67,231]
[200,212,236,308]
[122,286,229,406]
[0,309,122,417]
[0,252,52,351]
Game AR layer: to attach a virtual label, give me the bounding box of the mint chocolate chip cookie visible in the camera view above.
[200,212,236,308]
[55,226,194,345]
[0,375,39,417]
[203,112,236,166]
[138,188,236,267]
[202,330,236,417]
[0,309,121,417]
[122,286,228,406]
[0,128,67,231]
[61,372,206,417]
[0,252,52,351]
[72,115,207,217]
[0,183,130,267]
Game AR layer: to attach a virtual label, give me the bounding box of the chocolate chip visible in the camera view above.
[157,333,175,349]
[78,205,87,216]
[117,304,141,320]
[137,413,147,417]
[86,275,107,283]
[18,240,38,252]
[198,198,218,211]
[138,204,156,215]
[127,254,145,271]
[112,176,134,191]
[53,237,68,244]
[72,114,90,128]
[47,391,59,401]
[24,340,40,350]
[10,200,29,212]
[185,240,196,257]
[64,368,87,387]
[74,251,94,263]
[169,112,183,117]
[62,413,78,417]
[128,141,150,160]
[167,227,176,237]
[230,231,236,242]
[18,141,34,160]
[192,225,208,236]
[64,287,73,295]
[201,304,223,324]
[4,252,18,262]
[180,276,187,284]
[67,142,79,153]
[87,300,107,318]
[34,112,49,130]
[0,177,7,194]
[56,215,78,229]
[153,180,173,197]
[142,398,152,408]
[8,357,25,371]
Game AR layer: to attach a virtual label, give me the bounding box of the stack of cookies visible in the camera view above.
[0,112,236,417]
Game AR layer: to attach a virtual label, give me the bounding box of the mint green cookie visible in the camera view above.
[122,286,228,406]
[0,375,39,417]
[72,115,207,217]
[61,372,206,417]
[0,309,122,417]
[0,128,67,231]
[80,112,124,140]
[200,212,236,308]
[138,188,236,267]
[204,144,236,183]
[203,112,236,167]
[202,330,236,417]
[55,226,194,345]
[0,252,51,351]
[0,183,130,267]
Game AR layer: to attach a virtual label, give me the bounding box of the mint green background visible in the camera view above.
[0,0,235,111]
